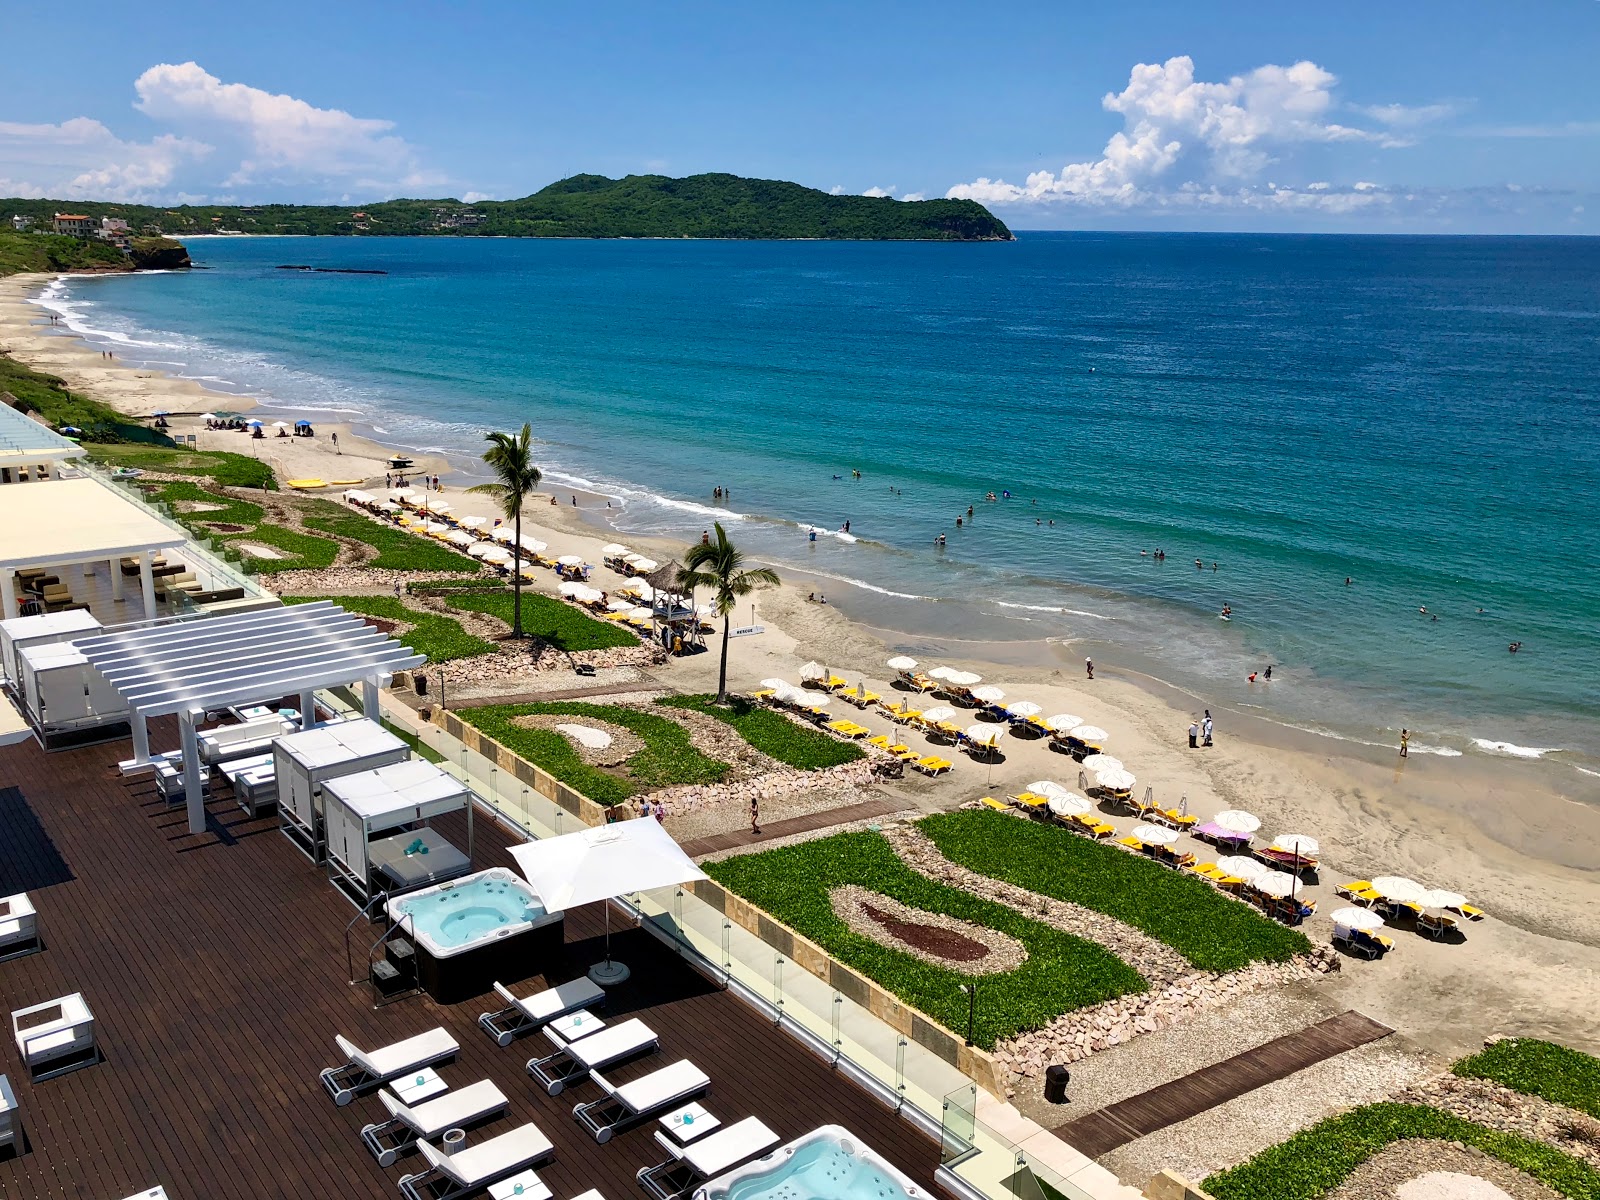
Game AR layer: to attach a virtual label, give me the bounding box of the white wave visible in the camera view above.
[775,567,934,601]
[995,600,1112,620]
[1409,743,1464,758]
[1470,738,1563,759]
[803,524,857,543]
[1573,765,1600,778]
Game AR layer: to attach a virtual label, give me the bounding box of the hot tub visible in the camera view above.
[695,1125,923,1200]
[385,868,563,1003]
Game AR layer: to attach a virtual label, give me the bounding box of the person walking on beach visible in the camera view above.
[1085,657,1094,680]
[1400,728,1410,758]
[1188,720,1198,748]
[1202,711,1214,747]
[331,431,339,454]
[750,796,761,836]
[701,530,710,545]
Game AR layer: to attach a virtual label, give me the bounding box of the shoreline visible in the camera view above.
[3,267,1598,1058]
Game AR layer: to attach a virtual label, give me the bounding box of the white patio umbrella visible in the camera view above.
[886,656,918,671]
[271,420,291,428]
[1081,754,1123,773]
[1253,871,1300,898]
[921,705,957,724]
[1216,855,1267,879]
[1419,889,1468,912]
[492,526,518,543]
[1071,725,1109,742]
[759,678,788,691]
[558,581,587,596]
[948,670,982,687]
[556,554,585,567]
[801,693,832,710]
[459,515,487,530]
[971,685,1006,704]
[428,501,453,515]
[1371,876,1427,903]
[1006,701,1043,719]
[1212,810,1262,834]
[928,666,958,681]
[798,662,827,682]
[423,520,449,535]
[508,821,707,986]
[573,586,603,604]
[630,557,659,572]
[445,530,475,547]
[1331,906,1385,932]
[965,725,1005,747]
[1132,824,1178,846]
[622,580,656,600]
[1095,768,1136,791]
[601,543,629,556]
[1045,713,1083,732]
[479,546,511,564]
[1047,793,1092,818]
[608,597,634,612]
[1273,833,1320,858]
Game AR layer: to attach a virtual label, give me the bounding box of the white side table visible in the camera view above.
[548,1009,605,1042]
[489,1170,551,1200]
[390,1067,447,1103]
[660,1102,719,1143]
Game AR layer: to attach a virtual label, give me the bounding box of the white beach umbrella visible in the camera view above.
[798,662,827,682]
[608,597,634,612]
[1272,834,1321,858]
[271,420,290,428]
[1212,810,1262,834]
[1371,876,1427,903]
[759,678,789,692]
[428,501,453,515]
[631,582,658,602]
[887,656,918,671]
[971,685,1006,704]
[921,705,957,724]
[378,500,400,513]
[1006,701,1043,719]
[1047,793,1092,818]
[1132,824,1178,846]
[1253,871,1301,898]
[1095,768,1136,791]
[1331,906,1386,932]
[558,581,587,597]
[802,693,832,709]
[1081,754,1123,773]
[1216,855,1267,880]
[630,557,659,572]
[492,526,518,543]
[466,541,498,558]
[928,666,958,681]
[556,554,585,566]
[1071,725,1109,742]
[446,530,475,547]
[626,605,653,622]
[423,520,450,535]
[199,412,216,420]
[459,515,487,530]
[1419,889,1468,912]
[573,586,603,603]
[1027,780,1068,797]
[601,543,629,556]
[479,546,511,564]
[965,725,1005,747]
[1045,713,1083,733]
[948,670,982,687]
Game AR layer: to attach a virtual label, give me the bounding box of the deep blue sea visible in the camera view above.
[35,233,1600,773]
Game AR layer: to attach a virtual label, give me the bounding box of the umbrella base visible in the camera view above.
[588,959,631,987]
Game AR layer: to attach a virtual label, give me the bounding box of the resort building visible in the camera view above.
[9,215,31,232]
[51,213,93,238]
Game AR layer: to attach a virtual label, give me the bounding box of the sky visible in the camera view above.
[2,0,1598,233]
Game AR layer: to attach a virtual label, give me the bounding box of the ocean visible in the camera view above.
[33,233,1600,774]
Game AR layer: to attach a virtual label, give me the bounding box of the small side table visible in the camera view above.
[660,1102,719,1144]
[390,1067,447,1103]
[490,1170,552,1200]
[548,1009,605,1043]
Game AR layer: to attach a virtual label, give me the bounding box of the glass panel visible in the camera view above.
[941,1083,977,1163]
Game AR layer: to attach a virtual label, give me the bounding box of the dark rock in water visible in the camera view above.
[129,237,191,270]
[276,264,314,270]
[275,265,388,275]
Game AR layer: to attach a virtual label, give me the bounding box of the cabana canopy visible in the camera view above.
[0,476,178,573]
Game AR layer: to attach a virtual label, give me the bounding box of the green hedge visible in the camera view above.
[283,595,496,663]
[458,702,728,805]
[1454,1039,1600,1120]
[659,695,864,769]
[299,503,481,572]
[444,591,637,651]
[1204,1102,1600,1200]
[705,831,1146,1049]
[918,810,1310,973]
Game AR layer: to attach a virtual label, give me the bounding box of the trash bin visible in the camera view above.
[1044,1064,1070,1104]
[414,674,428,697]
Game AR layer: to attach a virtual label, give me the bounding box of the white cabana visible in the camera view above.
[75,602,423,835]
[273,717,413,863]
[323,759,471,903]
[508,820,707,985]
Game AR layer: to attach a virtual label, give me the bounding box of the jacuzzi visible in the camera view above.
[385,868,564,1003]
[695,1125,923,1200]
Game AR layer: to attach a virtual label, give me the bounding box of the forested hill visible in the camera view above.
[2,174,1013,242]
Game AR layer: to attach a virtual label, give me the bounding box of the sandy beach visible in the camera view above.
[3,268,1597,1072]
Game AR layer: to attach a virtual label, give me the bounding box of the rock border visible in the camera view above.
[830,884,1029,975]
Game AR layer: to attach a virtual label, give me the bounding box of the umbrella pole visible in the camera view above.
[588,897,631,987]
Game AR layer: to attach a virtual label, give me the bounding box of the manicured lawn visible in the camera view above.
[704,831,1147,1049]
[231,524,341,573]
[458,702,728,806]
[299,502,481,573]
[1203,1102,1600,1200]
[917,810,1311,973]
[658,694,864,769]
[1454,1038,1600,1120]
[283,595,496,663]
[90,442,277,488]
[148,480,339,572]
[444,591,637,651]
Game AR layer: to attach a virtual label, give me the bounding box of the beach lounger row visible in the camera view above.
[320,1026,459,1107]
[528,1016,658,1096]
[827,719,870,738]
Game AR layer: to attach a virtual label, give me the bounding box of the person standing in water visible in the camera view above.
[1400,728,1410,758]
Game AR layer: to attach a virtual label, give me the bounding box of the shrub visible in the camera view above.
[659,694,864,769]
[918,810,1310,973]
[705,831,1146,1048]
[283,595,496,663]
[1454,1039,1600,1121]
[444,591,637,651]
[458,702,728,805]
[1203,1102,1600,1200]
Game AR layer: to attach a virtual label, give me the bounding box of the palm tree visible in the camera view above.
[468,423,541,638]
[680,522,779,703]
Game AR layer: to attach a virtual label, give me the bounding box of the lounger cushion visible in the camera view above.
[558,1018,656,1067]
[609,1059,708,1115]
[505,976,606,1023]
[419,1121,553,1187]
[382,1078,508,1137]
[338,1026,459,1078]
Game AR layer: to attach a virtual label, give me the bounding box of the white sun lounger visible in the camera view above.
[398,1120,554,1200]
[637,1116,778,1200]
[319,1026,459,1106]
[478,976,607,1047]
[361,1078,510,1166]
[527,1017,657,1096]
[573,1059,710,1144]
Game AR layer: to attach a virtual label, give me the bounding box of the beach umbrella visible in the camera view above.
[1095,768,1136,791]
[1253,871,1300,898]
[965,725,1005,747]
[607,598,634,612]
[1047,793,1092,818]
[886,656,918,671]
[1045,713,1083,733]
[423,520,449,535]
[556,554,585,566]
[1212,810,1262,834]
[798,662,827,682]
[921,705,957,724]
[246,418,263,427]
[1071,725,1109,742]
[445,530,475,547]
[492,526,517,543]
[1371,876,1427,903]
[759,678,789,692]
[803,693,832,709]
[1006,701,1043,719]
[601,543,629,556]
[558,581,587,597]
[628,582,658,602]
[928,666,958,681]
[1131,824,1178,846]
[1217,855,1267,880]
[626,605,653,622]
[971,685,1006,704]
[1081,754,1123,773]
[1272,834,1320,858]
[630,557,659,572]
[1419,889,1467,912]
[459,515,487,530]
[429,500,453,514]
[948,670,982,687]
[377,500,401,513]
[271,420,290,428]
[1027,780,1068,797]
[1331,907,1385,932]
[199,412,216,420]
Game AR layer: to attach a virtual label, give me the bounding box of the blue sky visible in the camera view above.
[2,0,1597,232]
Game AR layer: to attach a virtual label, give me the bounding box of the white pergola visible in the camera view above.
[75,601,426,834]
[0,404,86,475]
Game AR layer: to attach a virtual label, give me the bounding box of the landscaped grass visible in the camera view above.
[146,480,339,572]
[458,702,728,805]
[299,501,482,573]
[3,354,168,445]
[918,810,1310,973]
[229,524,341,573]
[89,442,277,488]
[283,595,496,663]
[659,694,864,769]
[1454,1039,1600,1120]
[1203,1102,1600,1200]
[444,591,637,652]
[704,831,1147,1049]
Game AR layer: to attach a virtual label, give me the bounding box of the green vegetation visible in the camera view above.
[704,832,1146,1048]
[918,810,1310,972]
[3,175,1011,241]
[681,522,780,701]
[468,423,543,637]
[298,500,480,572]
[1,354,168,445]
[141,480,336,573]
[458,702,729,805]
[1454,1039,1600,1120]
[659,694,863,769]
[382,720,446,765]
[1203,1103,1600,1200]
[444,591,636,651]
[0,227,126,275]
[88,443,276,488]
[283,594,494,662]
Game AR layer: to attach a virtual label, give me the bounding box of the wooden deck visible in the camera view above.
[1051,1011,1394,1159]
[0,729,939,1200]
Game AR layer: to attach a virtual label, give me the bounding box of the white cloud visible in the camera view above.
[900,192,926,202]
[1465,120,1600,139]
[461,190,493,203]
[0,62,449,203]
[862,185,894,197]
[946,55,1421,213]
[1356,102,1459,129]
[828,184,845,195]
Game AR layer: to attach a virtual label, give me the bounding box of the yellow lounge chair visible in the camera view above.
[1451,903,1485,921]
[866,735,892,750]
[889,744,918,759]
[1159,809,1198,830]
[1009,792,1048,811]
[912,756,953,776]
[892,709,923,725]
[1086,822,1116,840]
[828,719,857,734]
[1335,880,1380,904]
[1188,862,1222,878]
[824,674,849,691]
[1117,835,1146,850]
[1025,715,1054,736]
[979,796,1010,812]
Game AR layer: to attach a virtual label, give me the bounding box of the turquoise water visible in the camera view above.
[391,873,546,948]
[718,1138,915,1200]
[36,234,1600,773]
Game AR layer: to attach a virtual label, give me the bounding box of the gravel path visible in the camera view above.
[1326,1141,1562,1200]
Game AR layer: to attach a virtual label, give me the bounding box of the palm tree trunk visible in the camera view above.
[717,609,731,703]
[511,509,524,638]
